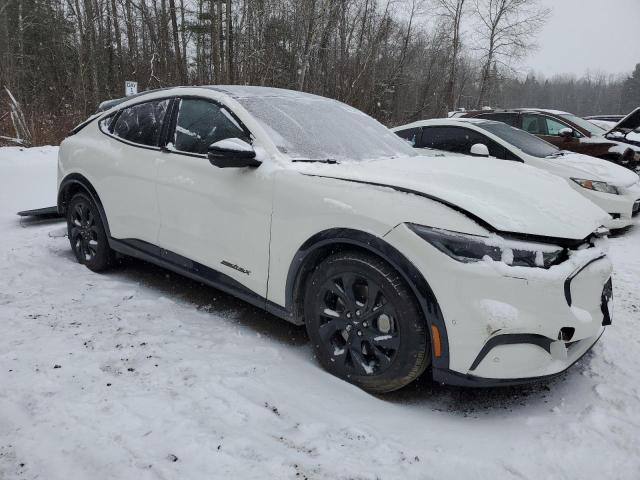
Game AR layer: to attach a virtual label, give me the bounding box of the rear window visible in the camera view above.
[112,99,171,147]
[475,113,519,127]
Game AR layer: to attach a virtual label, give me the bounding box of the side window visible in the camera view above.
[476,113,518,127]
[394,127,420,147]
[545,117,576,136]
[421,127,469,153]
[522,114,547,135]
[422,126,516,160]
[112,99,171,146]
[173,99,249,155]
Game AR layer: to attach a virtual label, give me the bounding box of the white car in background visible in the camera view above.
[393,118,640,230]
[58,86,613,392]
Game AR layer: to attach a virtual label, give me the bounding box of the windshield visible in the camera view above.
[558,113,605,135]
[237,95,416,162]
[477,122,559,158]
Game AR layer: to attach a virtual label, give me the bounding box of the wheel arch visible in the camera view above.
[285,227,450,370]
[58,173,111,237]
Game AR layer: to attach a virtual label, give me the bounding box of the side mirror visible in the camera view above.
[558,127,574,139]
[470,143,490,157]
[207,138,261,168]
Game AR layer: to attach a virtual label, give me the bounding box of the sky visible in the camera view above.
[526,0,640,78]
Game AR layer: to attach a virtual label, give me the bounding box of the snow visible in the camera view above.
[237,93,414,162]
[294,155,608,240]
[1,147,640,479]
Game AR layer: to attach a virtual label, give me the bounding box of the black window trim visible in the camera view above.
[421,125,524,163]
[163,95,255,160]
[98,95,177,152]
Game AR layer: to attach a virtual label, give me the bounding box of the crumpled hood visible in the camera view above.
[606,107,640,134]
[543,152,640,187]
[294,155,608,240]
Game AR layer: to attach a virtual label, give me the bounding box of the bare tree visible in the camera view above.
[473,0,550,108]
[434,0,466,113]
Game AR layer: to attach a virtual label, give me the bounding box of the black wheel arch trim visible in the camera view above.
[58,173,112,237]
[285,227,450,370]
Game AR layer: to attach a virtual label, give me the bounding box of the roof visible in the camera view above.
[516,108,571,116]
[391,117,500,131]
[96,85,323,112]
[204,85,325,100]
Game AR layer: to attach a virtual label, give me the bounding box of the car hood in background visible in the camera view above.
[543,152,640,187]
[606,107,640,135]
[293,155,607,241]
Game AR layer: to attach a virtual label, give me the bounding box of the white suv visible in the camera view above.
[58,86,613,392]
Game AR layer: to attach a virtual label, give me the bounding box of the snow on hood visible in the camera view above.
[543,152,640,187]
[294,155,607,240]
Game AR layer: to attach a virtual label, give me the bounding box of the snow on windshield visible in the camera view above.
[237,96,416,162]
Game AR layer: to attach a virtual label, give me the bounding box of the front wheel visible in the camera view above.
[66,192,115,272]
[303,251,430,393]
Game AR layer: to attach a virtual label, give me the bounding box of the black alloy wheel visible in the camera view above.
[66,193,115,272]
[304,251,430,393]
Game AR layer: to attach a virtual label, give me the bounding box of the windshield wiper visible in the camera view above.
[292,158,339,164]
[545,151,566,158]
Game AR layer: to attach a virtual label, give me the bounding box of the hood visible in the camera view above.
[294,155,607,241]
[543,152,640,187]
[606,107,640,135]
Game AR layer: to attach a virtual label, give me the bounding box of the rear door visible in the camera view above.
[155,96,273,297]
[98,98,171,243]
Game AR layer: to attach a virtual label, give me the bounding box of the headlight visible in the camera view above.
[571,178,619,195]
[408,224,565,269]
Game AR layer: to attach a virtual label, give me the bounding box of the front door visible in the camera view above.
[155,97,273,297]
[521,113,582,151]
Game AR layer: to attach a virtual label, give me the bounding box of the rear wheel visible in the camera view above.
[66,193,115,272]
[304,251,430,393]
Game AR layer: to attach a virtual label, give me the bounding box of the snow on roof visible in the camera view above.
[518,108,571,116]
[204,85,327,101]
[391,117,498,130]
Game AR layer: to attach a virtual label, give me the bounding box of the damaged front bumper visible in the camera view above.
[387,224,613,387]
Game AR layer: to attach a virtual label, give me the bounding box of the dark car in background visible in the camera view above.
[460,108,640,171]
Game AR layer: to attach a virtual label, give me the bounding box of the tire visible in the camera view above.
[66,192,116,272]
[303,251,430,393]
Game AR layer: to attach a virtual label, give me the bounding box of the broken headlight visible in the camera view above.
[408,225,565,269]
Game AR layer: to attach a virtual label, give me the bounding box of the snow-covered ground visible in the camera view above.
[1,146,639,480]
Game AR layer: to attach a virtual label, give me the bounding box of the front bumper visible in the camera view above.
[568,181,640,230]
[385,224,613,385]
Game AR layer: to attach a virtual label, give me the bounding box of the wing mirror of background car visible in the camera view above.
[558,127,574,139]
[470,143,490,157]
[207,138,261,168]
